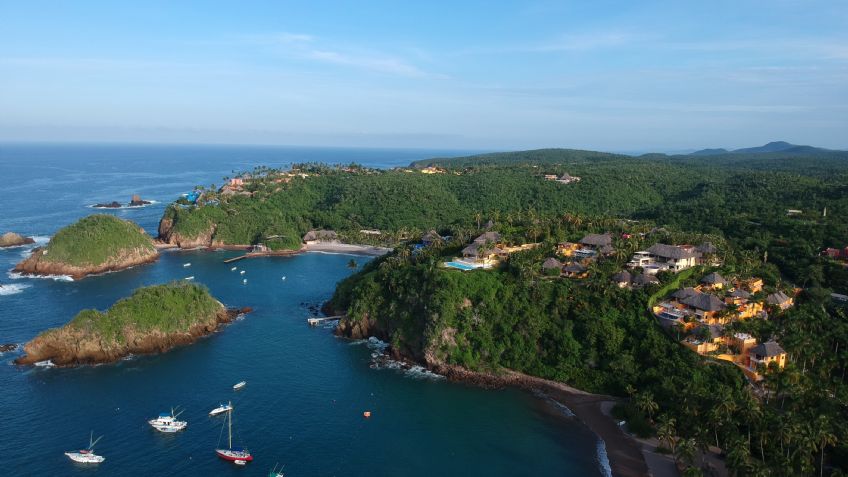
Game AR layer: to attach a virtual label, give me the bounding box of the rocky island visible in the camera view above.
[15,282,250,366]
[0,232,35,248]
[93,194,152,208]
[13,214,159,280]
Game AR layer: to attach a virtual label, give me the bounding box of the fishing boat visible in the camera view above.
[233,381,247,390]
[209,402,232,416]
[148,407,187,432]
[215,401,253,463]
[65,432,105,464]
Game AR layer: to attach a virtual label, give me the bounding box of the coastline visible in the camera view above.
[304,242,392,256]
[430,364,651,477]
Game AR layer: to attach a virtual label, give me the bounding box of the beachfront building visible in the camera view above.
[303,229,339,245]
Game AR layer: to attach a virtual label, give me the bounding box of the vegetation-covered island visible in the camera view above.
[16,282,249,366]
[159,145,848,475]
[14,214,158,280]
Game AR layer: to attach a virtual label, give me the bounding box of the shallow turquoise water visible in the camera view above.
[0,143,605,476]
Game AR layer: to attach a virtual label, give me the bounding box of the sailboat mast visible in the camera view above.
[228,401,232,449]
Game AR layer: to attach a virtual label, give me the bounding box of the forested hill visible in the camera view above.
[412,146,848,177]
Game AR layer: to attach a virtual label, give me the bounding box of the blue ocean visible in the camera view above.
[0,143,606,476]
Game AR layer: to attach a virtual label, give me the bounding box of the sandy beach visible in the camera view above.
[304,242,392,256]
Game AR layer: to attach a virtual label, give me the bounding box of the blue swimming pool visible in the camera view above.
[444,261,475,270]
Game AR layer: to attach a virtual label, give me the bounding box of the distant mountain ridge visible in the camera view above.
[690,141,835,156]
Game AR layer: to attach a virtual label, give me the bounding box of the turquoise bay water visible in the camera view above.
[0,143,605,476]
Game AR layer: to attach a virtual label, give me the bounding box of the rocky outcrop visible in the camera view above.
[129,194,151,206]
[15,307,252,366]
[0,232,34,248]
[93,201,122,208]
[0,343,18,353]
[157,217,216,249]
[14,246,158,280]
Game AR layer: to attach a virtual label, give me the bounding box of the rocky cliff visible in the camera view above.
[0,232,35,248]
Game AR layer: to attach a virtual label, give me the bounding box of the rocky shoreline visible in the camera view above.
[13,246,159,281]
[333,317,649,477]
[15,307,251,366]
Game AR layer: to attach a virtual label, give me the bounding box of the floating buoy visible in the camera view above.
[231,267,237,271]
[243,279,247,284]
[281,276,286,280]
[363,411,371,418]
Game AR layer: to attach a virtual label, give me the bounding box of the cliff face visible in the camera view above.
[16,307,250,366]
[0,232,35,248]
[14,246,159,280]
[157,216,216,249]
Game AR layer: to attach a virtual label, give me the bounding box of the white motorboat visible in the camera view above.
[184,276,195,281]
[209,402,233,416]
[65,432,105,464]
[183,263,191,267]
[240,270,246,275]
[233,381,247,390]
[148,407,187,433]
[231,267,237,271]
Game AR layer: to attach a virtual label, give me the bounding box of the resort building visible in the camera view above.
[420,166,446,174]
[700,272,728,290]
[556,173,581,184]
[766,291,794,310]
[542,257,563,273]
[562,262,588,279]
[421,230,443,246]
[627,243,700,273]
[557,242,582,257]
[612,270,632,288]
[632,272,659,288]
[302,229,339,245]
[748,340,787,372]
[579,233,615,256]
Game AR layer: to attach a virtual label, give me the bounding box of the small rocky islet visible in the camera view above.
[0,232,35,248]
[15,282,251,366]
[93,194,152,208]
[13,214,159,280]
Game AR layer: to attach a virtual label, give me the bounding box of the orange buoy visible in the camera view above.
[363,411,372,418]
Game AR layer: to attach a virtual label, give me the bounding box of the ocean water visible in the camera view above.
[0,143,604,476]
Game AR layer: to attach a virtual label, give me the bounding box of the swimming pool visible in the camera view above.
[444,261,476,270]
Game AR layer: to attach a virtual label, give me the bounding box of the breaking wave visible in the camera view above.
[0,283,31,296]
[8,271,74,282]
[597,437,612,477]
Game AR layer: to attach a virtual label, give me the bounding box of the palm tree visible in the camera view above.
[656,415,677,453]
[636,391,658,422]
[726,437,751,476]
[347,259,358,270]
[814,416,836,477]
[675,437,697,466]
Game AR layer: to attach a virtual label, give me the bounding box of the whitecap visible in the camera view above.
[596,437,612,477]
[0,283,31,296]
[8,271,73,282]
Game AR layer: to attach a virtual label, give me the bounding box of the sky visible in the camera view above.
[1,0,846,152]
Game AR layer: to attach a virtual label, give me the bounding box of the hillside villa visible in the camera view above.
[303,229,339,245]
[627,243,701,273]
[447,232,538,270]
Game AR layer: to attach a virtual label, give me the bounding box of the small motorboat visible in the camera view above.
[184,276,195,281]
[240,270,246,275]
[209,403,233,416]
[281,276,286,281]
[235,460,247,466]
[243,279,247,284]
[233,381,247,390]
[35,359,55,367]
[65,432,105,464]
[148,407,187,433]
[231,266,237,271]
[183,263,191,267]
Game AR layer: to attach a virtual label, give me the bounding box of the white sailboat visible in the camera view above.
[65,431,105,464]
[215,401,253,463]
[148,407,187,432]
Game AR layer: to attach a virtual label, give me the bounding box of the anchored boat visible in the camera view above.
[215,401,253,464]
[149,407,187,432]
[209,402,233,416]
[233,380,247,390]
[65,431,105,464]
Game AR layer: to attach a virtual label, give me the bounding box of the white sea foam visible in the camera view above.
[0,283,31,296]
[596,437,612,477]
[8,271,74,282]
[361,336,444,380]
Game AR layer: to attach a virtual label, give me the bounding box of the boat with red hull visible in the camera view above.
[215,400,253,464]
